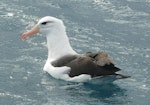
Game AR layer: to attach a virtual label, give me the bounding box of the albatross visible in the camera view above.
[21,16,130,82]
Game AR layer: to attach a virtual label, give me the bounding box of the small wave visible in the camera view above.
[92,0,150,27]
[0,91,37,105]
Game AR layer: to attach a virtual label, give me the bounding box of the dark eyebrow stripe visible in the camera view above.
[41,21,54,25]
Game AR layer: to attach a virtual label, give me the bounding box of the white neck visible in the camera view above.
[46,25,77,61]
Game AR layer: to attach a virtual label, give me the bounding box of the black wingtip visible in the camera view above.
[103,63,121,72]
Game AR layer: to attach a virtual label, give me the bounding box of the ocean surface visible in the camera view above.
[0,0,150,105]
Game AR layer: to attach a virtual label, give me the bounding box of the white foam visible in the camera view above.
[7,13,14,17]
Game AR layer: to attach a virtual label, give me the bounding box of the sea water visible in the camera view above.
[0,0,150,105]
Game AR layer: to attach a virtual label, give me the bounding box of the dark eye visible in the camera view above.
[41,22,48,25]
[41,21,54,25]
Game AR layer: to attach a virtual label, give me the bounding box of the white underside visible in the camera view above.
[43,59,92,82]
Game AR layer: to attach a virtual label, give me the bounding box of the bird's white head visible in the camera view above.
[21,16,77,60]
[37,16,65,36]
[22,16,65,39]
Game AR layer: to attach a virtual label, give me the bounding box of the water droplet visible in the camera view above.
[7,13,14,17]
[10,76,13,79]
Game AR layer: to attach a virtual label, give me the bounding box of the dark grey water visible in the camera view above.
[0,0,150,105]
